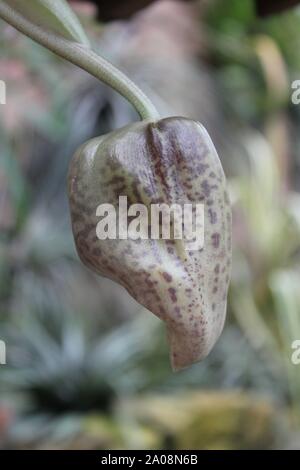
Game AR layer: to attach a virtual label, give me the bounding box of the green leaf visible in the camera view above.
[3,0,90,45]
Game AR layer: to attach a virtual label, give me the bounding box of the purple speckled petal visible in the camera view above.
[68,117,232,371]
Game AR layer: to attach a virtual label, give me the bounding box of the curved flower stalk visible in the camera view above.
[0,0,232,370]
[0,0,159,120]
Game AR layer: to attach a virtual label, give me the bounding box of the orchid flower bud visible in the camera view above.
[0,2,231,370]
[68,117,232,370]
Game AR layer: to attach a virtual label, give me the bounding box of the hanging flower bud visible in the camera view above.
[68,117,232,370]
[0,1,231,371]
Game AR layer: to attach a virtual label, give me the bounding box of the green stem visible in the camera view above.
[0,2,159,121]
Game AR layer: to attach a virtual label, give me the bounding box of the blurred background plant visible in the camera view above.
[0,0,300,449]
